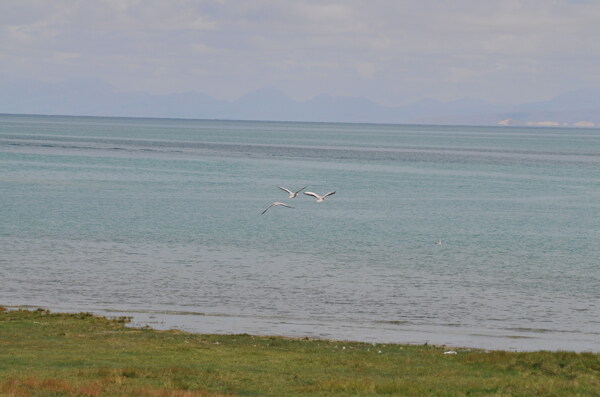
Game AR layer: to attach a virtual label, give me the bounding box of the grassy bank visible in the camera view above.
[1,307,599,396]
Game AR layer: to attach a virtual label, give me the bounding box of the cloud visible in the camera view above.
[356,62,376,79]
[1,0,600,105]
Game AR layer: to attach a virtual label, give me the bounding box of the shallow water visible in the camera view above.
[1,114,599,351]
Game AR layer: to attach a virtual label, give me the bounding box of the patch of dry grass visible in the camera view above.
[0,377,234,397]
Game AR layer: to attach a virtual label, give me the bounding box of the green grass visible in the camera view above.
[1,307,599,396]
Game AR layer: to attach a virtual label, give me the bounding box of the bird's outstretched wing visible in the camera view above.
[303,191,320,199]
[323,191,336,198]
[276,186,293,195]
[261,204,275,215]
[262,202,292,215]
[294,186,308,194]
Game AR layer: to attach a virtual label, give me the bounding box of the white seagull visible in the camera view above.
[261,201,293,215]
[303,191,336,202]
[276,186,307,198]
[434,240,443,245]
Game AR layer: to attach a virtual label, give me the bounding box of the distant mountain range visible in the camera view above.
[1,78,599,127]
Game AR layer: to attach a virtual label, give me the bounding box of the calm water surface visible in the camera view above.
[1,114,599,351]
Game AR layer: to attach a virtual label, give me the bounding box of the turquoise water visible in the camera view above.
[1,114,599,351]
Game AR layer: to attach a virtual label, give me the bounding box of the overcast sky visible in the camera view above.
[2,0,600,106]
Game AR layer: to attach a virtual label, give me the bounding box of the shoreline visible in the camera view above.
[6,304,600,353]
[3,306,600,396]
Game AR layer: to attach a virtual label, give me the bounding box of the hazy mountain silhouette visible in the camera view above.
[517,88,600,112]
[1,78,599,126]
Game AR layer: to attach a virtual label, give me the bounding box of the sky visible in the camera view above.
[2,0,600,107]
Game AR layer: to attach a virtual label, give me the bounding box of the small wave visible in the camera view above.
[506,327,577,334]
[103,308,208,316]
[376,320,411,325]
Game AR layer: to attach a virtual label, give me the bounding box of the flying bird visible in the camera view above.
[261,201,293,215]
[276,186,307,198]
[303,191,336,202]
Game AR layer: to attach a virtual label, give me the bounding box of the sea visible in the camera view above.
[1,113,599,352]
